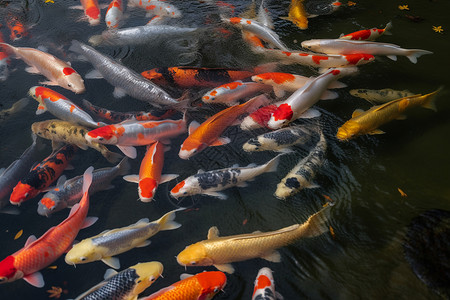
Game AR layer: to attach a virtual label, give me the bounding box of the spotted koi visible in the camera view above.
[339,22,392,41]
[252,267,282,300]
[105,0,123,29]
[129,0,182,18]
[202,80,272,106]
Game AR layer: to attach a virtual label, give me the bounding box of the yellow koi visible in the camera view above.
[280,0,309,30]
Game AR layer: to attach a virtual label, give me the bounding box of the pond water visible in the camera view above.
[0,0,449,299]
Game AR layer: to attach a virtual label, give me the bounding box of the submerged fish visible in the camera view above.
[336,89,441,141]
[128,0,182,18]
[37,157,129,217]
[171,154,281,200]
[349,88,415,104]
[72,0,101,26]
[0,98,29,123]
[275,131,326,200]
[0,30,10,81]
[280,0,309,30]
[105,0,123,29]
[176,206,330,274]
[65,209,182,269]
[339,22,393,41]
[73,261,163,300]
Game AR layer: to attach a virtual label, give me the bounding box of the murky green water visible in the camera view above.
[1,0,449,299]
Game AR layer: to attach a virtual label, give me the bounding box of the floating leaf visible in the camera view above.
[432,26,444,33]
[47,265,58,270]
[329,226,336,239]
[398,5,409,10]
[14,229,23,240]
[398,188,408,197]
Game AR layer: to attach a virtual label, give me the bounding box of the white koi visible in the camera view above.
[202,81,272,106]
[128,0,182,18]
[105,0,123,29]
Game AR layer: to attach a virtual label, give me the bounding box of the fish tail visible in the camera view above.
[0,42,15,55]
[299,205,332,238]
[406,49,433,64]
[173,90,196,111]
[421,86,443,112]
[69,40,83,55]
[157,208,184,231]
[117,157,131,176]
[102,148,123,164]
[9,98,29,114]
[383,21,393,35]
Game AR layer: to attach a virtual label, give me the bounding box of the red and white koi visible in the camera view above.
[240,104,279,131]
[202,80,272,106]
[128,0,182,18]
[267,68,358,129]
[252,72,347,98]
[252,267,282,300]
[105,0,123,29]
[339,22,392,41]
[0,43,85,93]
[123,142,178,202]
[179,94,270,160]
[221,16,289,51]
[0,30,10,81]
[29,86,105,128]
[301,39,433,63]
[80,0,101,26]
[85,116,187,159]
[0,167,97,287]
[254,47,375,69]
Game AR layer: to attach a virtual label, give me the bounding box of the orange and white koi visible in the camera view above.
[179,95,270,160]
[254,47,375,69]
[0,29,10,81]
[0,43,85,93]
[129,0,182,18]
[6,13,29,41]
[80,0,101,26]
[280,0,309,30]
[202,81,272,106]
[252,267,282,300]
[301,39,433,64]
[267,68,358,129]
[29,86,105,128]
[139,271,227,300]
[9,145,77,205]
[105,0,123,29]
[0,167,97,287]
[85,116,187,159]
[123,142,178,202]
[252,72,347,98]
[221,16,289,51]
[339,22,392,41]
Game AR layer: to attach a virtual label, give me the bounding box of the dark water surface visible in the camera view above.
[1,0,449,299]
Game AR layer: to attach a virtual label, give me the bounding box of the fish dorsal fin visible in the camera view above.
[24,235,37,247]
[56,175,67,187]
[146,286,176,299]
[351,109,365,118]
[180,273,194,280]
[207,226,220,239]
[197,169,205,174]
[74,280,108,300]
[226,224,300,242]
[0,168,5,176]
[188,121,200,135]
[104,268,118,280]
[135,218,150,225]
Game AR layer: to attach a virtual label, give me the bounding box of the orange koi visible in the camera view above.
[80,0,101,26]
[179,95,270,159]
[9,145,77,205]
[0,167,96,287]
[140,271,227,300]
[6,13,29,41]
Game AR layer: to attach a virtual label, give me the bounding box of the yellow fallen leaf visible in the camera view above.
[398,5,409,10]
[397,188,407,197]
[47,265,58,269]
[14,229,23,240]
[329,226,336,239]
[432,26,444,33]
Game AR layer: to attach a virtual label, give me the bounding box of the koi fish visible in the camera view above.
[0,167,97,287]
[267,68,358,129]
[31,119,122,164]
[202,81,272,106]
[65,209,182,269]
[243,124,317,153]
[275,132,326,199]
[128,0,182,18]
[139,271,227,300]
[82,99,176,123]
[37,157,129,217]
[339,22,393,41]
[242,30,266,49]
[304,0,341,16]
[73,0,101,26]
[69,40,187,109]
[9,145,77,205]
[29,86,105,128]
[252,267,282,300]
[252,72,347,98]
[336,89,441,141]
[0,98,29,123]
[85,116,187,159]
[0,30,10,81]
[179,94,270,159]
[0,43,85,93]
[221,16,289,51]
[6,13,29,41]
[280,0,309,30]
[141,63,277,88]
[176,206,330,274]
[240,104,278,131]
[171,154,281,200]
[258,0,274,29]
[72,261,163,300]
[105,0,123,29]
[0,134,41,212]
[300,39,433,63]
[349,88,415,104]
[253,48,375,69]
[123,142,178,202]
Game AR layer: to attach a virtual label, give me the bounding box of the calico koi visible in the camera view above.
[252,267,282,300]
[123,142,178,202]
[202,81,272,106]
[105,0,123,29]
[339,22,392,41]
[9,145,77,205]
[0,167,97,287]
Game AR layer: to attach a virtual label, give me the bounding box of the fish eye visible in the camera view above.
[80,257,86,261]
[68,83,72,87]
[137,279,142,283]
[0,277,6,283]
[98,137,104,141]
[183,192,187,195]
[24,192,29,197]
[214,287,219,293]
[191,262,196,265]
[150,276,155,282]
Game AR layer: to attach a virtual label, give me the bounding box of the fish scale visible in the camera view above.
[81,269,138,300]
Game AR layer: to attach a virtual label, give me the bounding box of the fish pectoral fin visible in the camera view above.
[65,164,75,170]
[103,268,118,280]
[273,86,286,98]
[207,226,220,239]
[85,69,104,79]
[102,257,121,269]
[214,263,235,274]
[123,174,139,183]
[81,216,99,229]
[351,109,365,118]
[23,271,44,288]
[210,137,231,147]
[24,235,37,247]
[39,80,59,86]
[51,140,64,151]
[55,175,67,187]
[386,55,397,61]
[276,291,284,300]
[396,114,407,120]
[113,87,128,98]
[203,191,228,200]
[117,145,137,159]
[306,182,320,189]
[261,250,281,263]
[278,147,295,154]
[368,129,385,135]
[236,181,248,188]
[136,240,151,248]
[188,121,201,135]
[298,108,321,119]
[76,143,89,150]
[25,66,41,74]
[36,105,47,115]
[320,90,339,100]
[179,273,194,280]
[160,174,179,184]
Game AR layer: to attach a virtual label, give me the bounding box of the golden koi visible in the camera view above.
[281,0,309,30]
